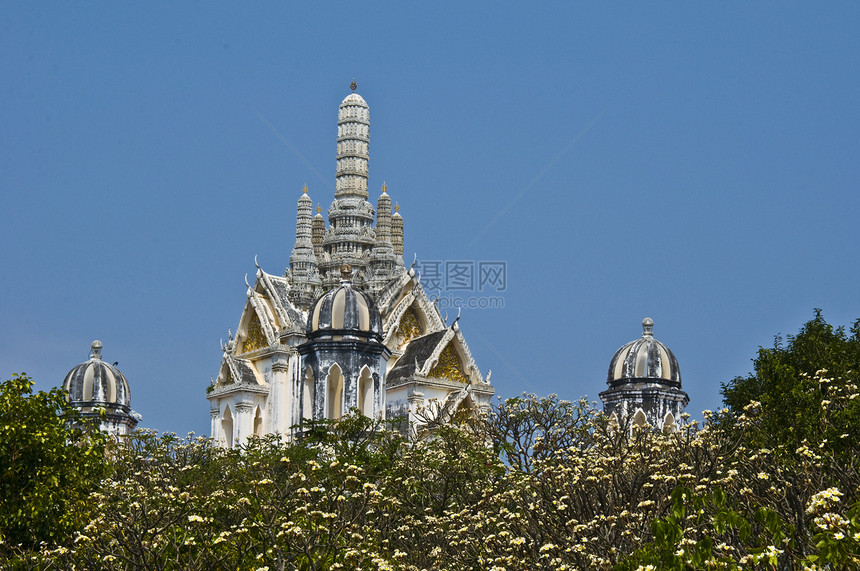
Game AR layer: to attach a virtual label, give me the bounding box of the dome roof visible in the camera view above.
[62,340,131,411]
[341,92,368,106]
[307,265,382,340]
[607,318,681,388]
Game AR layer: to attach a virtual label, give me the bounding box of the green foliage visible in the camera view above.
[7,309,860,570]
[721,309,860,457]
[11,389,857,569]
[0,374,107,554]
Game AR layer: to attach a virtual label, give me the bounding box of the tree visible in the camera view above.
[0,373,108,554]
[721,309,860,457]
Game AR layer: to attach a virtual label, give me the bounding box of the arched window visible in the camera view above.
[221,405,234,448]
[663,411,676,434]
[358,366,373,417]
[632,408,648,428]
[253,406,263,437]
[326,364,344,420]
[303,367,314,420]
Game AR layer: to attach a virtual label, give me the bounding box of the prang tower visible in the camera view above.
[206,82,494,447]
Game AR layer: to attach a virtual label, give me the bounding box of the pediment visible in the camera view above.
[388,325,485,386]
[230,265,309,356]
[382,275,444,349]
[214,353,263,388]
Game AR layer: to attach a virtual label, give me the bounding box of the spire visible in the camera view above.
[320,84,376,290]
[289,186,321,308]
[335,83,369,199]
[369,183,397,289]
[376,183,392,243]
[391,201,404,265]
[312,204,325,260]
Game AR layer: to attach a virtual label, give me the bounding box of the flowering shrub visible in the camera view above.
[3,385,859,570]
[5,314,860,569]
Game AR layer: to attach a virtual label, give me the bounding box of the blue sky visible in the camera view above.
[2,3,859,436]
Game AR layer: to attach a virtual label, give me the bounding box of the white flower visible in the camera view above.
[806,487,843,514]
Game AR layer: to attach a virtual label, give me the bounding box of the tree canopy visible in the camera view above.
[0,374,108,553]
[5,312,860,569]
[721,309,860,457]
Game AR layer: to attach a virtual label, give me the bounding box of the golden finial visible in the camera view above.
[303,184,308,194]
[316,204,322,214]
[394,202,400,213]
[382,181,387,193]
[340,263,353,280]
[350,78,357,93]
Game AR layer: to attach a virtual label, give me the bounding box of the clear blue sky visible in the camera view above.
[2,3,859,436]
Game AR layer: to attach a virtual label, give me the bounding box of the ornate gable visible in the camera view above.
[237,293,276,354]
[232,266,309,357]
[215,353,263,387]
[429,341,469,384]
[413,384,481,434]
[397,307,423,348]
[255,266,307,333]
[242,313,268,353]
[388,325,486,387]
[381,273,445,349]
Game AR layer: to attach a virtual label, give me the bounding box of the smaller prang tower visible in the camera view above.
[62,340,139,435]
[600,318,689,432]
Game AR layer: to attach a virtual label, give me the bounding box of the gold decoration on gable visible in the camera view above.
[398,307,423,348]
[243,314,268,353]
[429,342,469,384]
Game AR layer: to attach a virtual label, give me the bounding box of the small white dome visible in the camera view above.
[62,340,132,410]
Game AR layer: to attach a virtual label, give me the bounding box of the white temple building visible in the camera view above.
[206,82,494,447]
[59,85,690,443]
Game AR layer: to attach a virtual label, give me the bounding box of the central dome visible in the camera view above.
[307,265,382,341]
[607,318,681,388]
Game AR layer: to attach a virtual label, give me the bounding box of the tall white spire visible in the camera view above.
[321,80,377,289]
[335,78,370,199]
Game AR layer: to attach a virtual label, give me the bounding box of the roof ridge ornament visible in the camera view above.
[90,340,103,360]
[642,317,654,337]
[350,78,357,93]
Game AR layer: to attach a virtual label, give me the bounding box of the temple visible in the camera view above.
[205,82,494,446]
[59,85,691,444]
